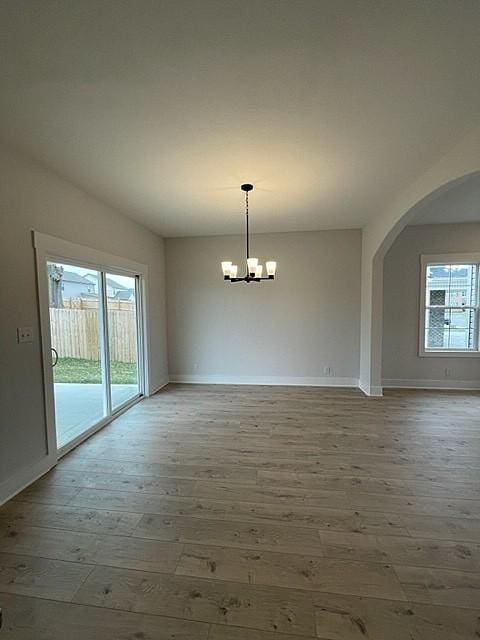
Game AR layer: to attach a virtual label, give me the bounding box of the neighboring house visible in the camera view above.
[62,271,97,299]
[83,272,99,292]
[106,277,132,298]
[113,289,135,302]
[427,266,473,307]
[84,273,132,298]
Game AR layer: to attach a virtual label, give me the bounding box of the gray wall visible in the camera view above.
[0,145,168,494]
[382,222,480,386]
[166,230,361,383]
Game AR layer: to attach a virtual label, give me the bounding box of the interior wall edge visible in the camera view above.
[358,379,384,397]
[0,453,55,507]
[148,377,170,396]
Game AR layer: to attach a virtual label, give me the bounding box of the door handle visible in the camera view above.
[51,347,58,367]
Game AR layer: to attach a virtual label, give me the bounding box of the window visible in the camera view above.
[420,253,480,356]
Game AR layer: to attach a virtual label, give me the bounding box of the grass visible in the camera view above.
[54,357,137,384]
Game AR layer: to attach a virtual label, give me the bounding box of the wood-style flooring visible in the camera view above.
[1,384,480,638]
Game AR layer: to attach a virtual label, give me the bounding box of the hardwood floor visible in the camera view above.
[1,384,480,638]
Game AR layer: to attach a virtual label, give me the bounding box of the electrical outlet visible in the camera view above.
[323,366,331,376]
[444,367,451,378]
[17,327,33,343]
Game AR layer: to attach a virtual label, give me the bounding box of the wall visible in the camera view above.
[382,222,480,388]
[0,144,168,501]
[360,123,480,395]
[166,229,361,385]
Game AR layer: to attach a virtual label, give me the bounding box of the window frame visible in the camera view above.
[419,253,480,358]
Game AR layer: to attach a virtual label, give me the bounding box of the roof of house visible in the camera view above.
[113,290,135,300]
[84,272,130,291]
[106,277,130,291]
[62,270,94,285]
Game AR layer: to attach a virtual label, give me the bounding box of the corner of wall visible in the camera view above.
[358,378,384,397]
[148,377,170,396]
[0,453,56,506]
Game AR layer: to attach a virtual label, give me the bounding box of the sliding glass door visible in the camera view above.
[47,261,142,450]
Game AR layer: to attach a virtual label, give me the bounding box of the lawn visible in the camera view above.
[54,357,137,384]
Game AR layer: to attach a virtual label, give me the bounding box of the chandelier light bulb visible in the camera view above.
[247,257,258,275]
[230,264,238,278]
[255,264,263,277]
[221,261,232,278]
[266,261,277,277]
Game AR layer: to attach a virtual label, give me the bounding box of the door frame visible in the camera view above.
[33,231,150,460]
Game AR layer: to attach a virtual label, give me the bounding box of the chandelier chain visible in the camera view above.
[245,190,249,260]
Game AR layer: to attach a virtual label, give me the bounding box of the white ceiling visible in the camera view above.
[410,173,480,226]
[1,1,480,237]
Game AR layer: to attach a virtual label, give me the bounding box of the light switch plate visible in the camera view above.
[17,326,33,343]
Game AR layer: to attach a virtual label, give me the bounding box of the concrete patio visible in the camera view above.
[54,383,138,447]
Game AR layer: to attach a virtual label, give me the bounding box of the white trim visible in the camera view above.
[358,380,384,397]
[169,374,359,387]
[34,237,59,460]
[33,232,149,276]
[418,350,480,358]
[98,271,111,417]
[135,275,148,397]
[420,252,480,264]
[0,454,56,506]
[383,378,480,390]
[419,252,480,357]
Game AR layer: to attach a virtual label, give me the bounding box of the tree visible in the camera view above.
[48,263,64,308]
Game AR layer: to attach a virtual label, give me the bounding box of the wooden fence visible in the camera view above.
[63,298,133,311]
[49,307,137,363]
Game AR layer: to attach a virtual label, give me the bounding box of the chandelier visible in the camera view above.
[221,184,277,283]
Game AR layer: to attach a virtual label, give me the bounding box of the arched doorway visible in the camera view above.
[359,126,480,396]
[381,174,480,389]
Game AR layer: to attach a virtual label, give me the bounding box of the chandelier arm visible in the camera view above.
[228,275,273,283]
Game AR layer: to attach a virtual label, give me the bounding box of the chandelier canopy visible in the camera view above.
[221,184,277,283]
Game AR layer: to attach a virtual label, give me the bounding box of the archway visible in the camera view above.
[381,174,480,389]
[359,124,480,396]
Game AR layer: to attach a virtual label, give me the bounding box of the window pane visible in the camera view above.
[449,308,476,348]
[106,273,139,409]
[425,307,447,348]
[425,307,476,350]
[426,263,476,307]
[48,262,106,447]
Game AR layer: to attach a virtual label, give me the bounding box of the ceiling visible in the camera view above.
[410,173,480,226]
[1,1,480,237]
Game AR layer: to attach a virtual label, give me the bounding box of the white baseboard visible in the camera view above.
[358,379,384,397]
[383,378,480,391]
[0,454,56,506]
[148,377,170,396]
[169,374,359,387]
